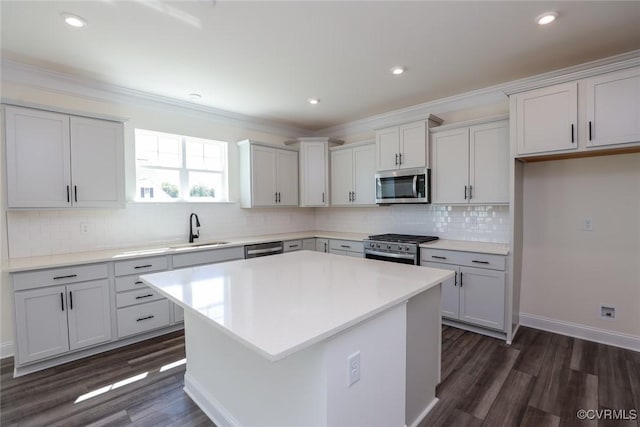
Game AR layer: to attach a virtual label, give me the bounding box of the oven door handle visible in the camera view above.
[365,250,416,261]
[412,175,418,198]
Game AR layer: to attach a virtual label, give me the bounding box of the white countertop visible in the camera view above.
[3,230,369,272]
[420,239,509,255]
[140,251,453,361]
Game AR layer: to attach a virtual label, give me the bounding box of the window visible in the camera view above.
[135,129,228,202]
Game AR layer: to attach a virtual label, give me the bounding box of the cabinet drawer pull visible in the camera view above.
[136,315,155,322]
[53,274,78,280]
[472,260,489,264]
[60,292,64,311]
[69,291,73,309]
[134,264,153,269]
[340,245,351,249]
[135,294,154,300]
[288,244,299,248]
[431,255,447,260]
[134,280,144,285]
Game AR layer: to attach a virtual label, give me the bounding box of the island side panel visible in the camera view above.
[325,303,407,427]
[182,311,328,427]
[405,284,442,427]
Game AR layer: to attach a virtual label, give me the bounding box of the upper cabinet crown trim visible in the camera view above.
[430,114,509,133]
[236,139,299,152]
[1,100,129,123]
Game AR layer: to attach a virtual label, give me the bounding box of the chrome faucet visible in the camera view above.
[189,213,200,243]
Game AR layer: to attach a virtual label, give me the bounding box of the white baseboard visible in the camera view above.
[0,341,14,359]
[408,397,439,427]
[520,313,640,352]
[183,372,239,427]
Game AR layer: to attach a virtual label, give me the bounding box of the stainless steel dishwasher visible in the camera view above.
[244,241,284,259]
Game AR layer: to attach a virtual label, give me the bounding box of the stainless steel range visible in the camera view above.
[364,234,439,265]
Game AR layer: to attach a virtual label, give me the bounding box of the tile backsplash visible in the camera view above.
[315,205,510,242]
[7,203,509,258]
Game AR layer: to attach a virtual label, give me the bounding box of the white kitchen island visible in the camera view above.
[141,251,453,427]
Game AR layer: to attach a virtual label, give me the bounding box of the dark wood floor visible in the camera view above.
[1,326,638,426]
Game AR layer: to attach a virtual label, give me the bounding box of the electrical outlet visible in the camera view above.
[80,222,89,234]
[601,306,615,319]
[348,351,360,386]
[583,217,593,231]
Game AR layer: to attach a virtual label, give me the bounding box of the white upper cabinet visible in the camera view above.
[432,119,509,205]
[330,142,375,206]
[375,116,442,172]
[585,67,640,148]
[514,82,578,155]
[4,106,125,208]
[286,137,343,207]
[238,140,299,208]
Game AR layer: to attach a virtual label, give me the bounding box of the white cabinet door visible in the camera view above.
[375,127,400,171]
[399,121,427,169]
[423,262,459,320]
[174,304,184,323]
[67,279,112,351]
[469,120,509,204]
[250,145,277,206]
[515,82,578,155]
[14,285,70,364]
[459,267,505,331]
[330,148,353,205]
[302,239,316,251]
[5,106,71,208]
[432,128,469,204]
[316,238,329,253]
[352,144,375,205]
[276,149,299,206]
[585,67,640,147]
[70,117,124,208]
[300,141,327,206]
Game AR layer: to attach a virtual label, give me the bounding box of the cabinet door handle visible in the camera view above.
[134,264,153,269]
[275,192,278,203]
[135,294,154,300]
[472,260,489,264]
[571,124,575,143]
[395,153,398,165]
[589,121,592,141]
[460,272,463,287]
[324,242,327,252]
[469,185,473,200]
[53,274,77,280]
[464,186,468,200]
[60,292,65,311]
[136,315,155,322]
[74,185,78,202]
[322,192,325,203]
[352,192,355,202]
[399,153,403,165]
[454,272,457,287]
[66,185,70,203]
[431,255,447,260]
[69,291,73,309]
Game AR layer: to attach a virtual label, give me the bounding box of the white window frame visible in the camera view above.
[134,129,228,203]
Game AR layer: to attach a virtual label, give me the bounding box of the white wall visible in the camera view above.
[520,153,640,338]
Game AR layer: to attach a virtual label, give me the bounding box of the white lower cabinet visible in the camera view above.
[14,279,112,365]
[328,239,364,257]
[117,300,171,338]
[302,238,316,251]
[422,249,506,331]
[316,238,329,253]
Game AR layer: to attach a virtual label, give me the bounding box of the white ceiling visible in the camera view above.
[2,1,640,131]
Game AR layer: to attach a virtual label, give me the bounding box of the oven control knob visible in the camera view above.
[375,244,380,249]
[405,246,410,251]
[387,244,392,250]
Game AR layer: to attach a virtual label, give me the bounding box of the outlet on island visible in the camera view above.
[348,351,360,386]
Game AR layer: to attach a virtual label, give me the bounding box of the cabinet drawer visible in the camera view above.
[172,246,244,268]
[116,288,166,308]
[13,263,108,291]
[114,256,168,277]
[421,249,505,271]
[117,299,170,338]
[329,239,364,253]
[283,240,302,252]
[115,275,150,292]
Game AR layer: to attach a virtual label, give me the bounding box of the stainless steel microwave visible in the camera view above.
[375,168,430,204]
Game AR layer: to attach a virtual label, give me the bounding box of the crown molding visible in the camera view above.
[314,49,640,138]
[1,59,309,137]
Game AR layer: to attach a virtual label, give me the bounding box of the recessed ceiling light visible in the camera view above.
[308,98,320,105]
[188,93,202,100]
[536,12,558,25]
[62,13,87,28]
[391,66,406,76]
